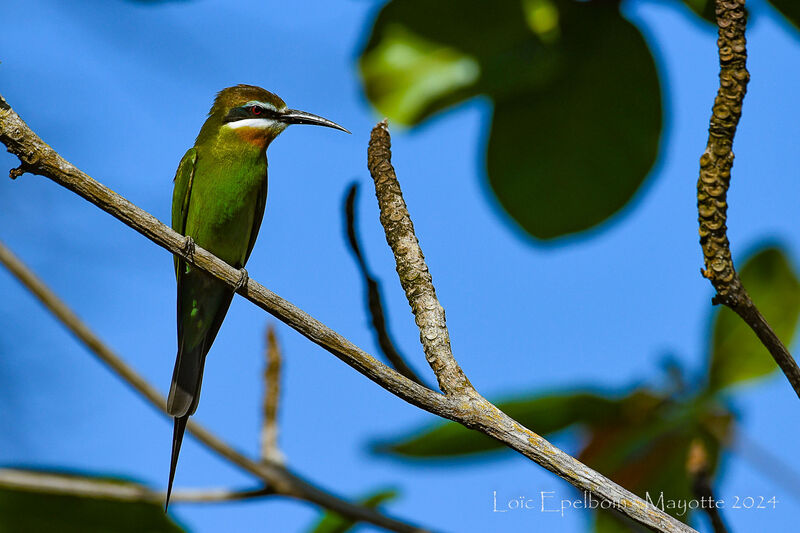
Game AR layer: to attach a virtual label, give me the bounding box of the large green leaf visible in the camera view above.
[0,468,185,533]
[308,489,397,533]
[376,391,633,458]
[768,0,800,30]
[360,0,662,240]
[707,247,800,391]
[487,2,661,239]
[359,24,480,125]
[360,0,539,125]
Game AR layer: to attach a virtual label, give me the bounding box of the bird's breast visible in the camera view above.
[184,157,267,263]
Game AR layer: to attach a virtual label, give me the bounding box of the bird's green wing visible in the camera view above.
[171,147,197,277]
[242,174,268,266]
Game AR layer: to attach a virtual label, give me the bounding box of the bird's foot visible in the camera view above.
[234,268,249,292]
[181,236,196,263]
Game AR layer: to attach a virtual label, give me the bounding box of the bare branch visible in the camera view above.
[364,122,696,533]
[0,468,274,504]
[344,182,427,387]
[0,94,697,533]
[261,324,286,465]
[0,240,425,533]
[367,123,472,397]
[696,0,800,397]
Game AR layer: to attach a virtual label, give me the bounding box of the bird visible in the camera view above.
[167,84,348,508]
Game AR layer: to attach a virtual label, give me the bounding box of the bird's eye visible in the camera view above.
[251,106,262,116]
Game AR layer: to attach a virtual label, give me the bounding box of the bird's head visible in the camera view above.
[198,84,349,149]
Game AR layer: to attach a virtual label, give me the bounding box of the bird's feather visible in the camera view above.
[171,147,196,278]
[166,142,267,509]
[244,173,268,265]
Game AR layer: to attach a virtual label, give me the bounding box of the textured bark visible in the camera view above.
[1,94,697,533]
[365,122,697,533]
[368,122,472,397]
[696,0,800,397]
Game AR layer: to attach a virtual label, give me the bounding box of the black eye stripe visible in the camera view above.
[224,105,281,123]
[223,107,248,123]
[255,107,280,119]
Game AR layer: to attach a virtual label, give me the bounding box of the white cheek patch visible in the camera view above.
[225,118,278,130]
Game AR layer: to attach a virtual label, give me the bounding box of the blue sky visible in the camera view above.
[1,0,799,532]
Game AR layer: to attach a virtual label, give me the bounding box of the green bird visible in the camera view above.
[167,84,348,507]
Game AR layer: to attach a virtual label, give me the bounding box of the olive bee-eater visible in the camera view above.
[167,85,348,507]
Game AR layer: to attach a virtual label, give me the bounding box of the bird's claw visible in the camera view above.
[235,268,249,292]
[182,236,196,262]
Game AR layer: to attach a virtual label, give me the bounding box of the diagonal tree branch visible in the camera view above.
[344,182,427,387]
[0,92,445,415]
[0,240,425,533]
[696,0,800,398]
[0,468,274,505]
[0,93,697,533]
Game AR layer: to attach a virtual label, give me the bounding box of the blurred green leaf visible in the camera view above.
[308,489,397,533]
[487,2,661,239]
[359,24,480,125]
[681,0,716,23]
[373,385,734,527]
[0,469,185,533]
[579,407,726,492]
[768,0,800,29]
[707,247,800,391]
[360,0,661,240]
[580,401,732,530]
[377,391,635,458]
[360,0,535,125]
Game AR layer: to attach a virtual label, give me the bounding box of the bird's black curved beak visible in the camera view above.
[281,109,350,133]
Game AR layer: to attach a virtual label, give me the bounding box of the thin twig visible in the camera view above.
[261,324,285,465]
[0,95,697,532]
[367,124,472,397]
[344,182,426,387]
[696,0,800,397]
[687,441,729,533]
[0,241,425,533]
[0,468,273,504]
